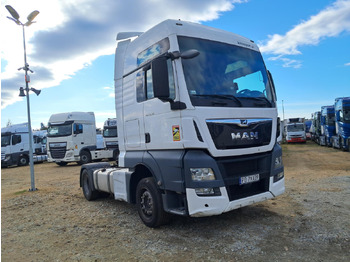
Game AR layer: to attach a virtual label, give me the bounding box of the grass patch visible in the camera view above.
[14,190,27,195]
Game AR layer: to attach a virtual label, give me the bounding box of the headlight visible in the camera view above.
[190,168,215,181]
[66,152,73,157]
[274,156,282,169]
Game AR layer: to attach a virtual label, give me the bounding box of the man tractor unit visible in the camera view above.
[79,20,285,227]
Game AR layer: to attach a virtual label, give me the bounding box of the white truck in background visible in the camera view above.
[80,20,285,227]
[47,112,118,166]
[1,123,47,167]
[103,118,119,158]
[284,118,306,143]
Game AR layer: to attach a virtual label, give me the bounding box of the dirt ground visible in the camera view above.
[1,141,350,261]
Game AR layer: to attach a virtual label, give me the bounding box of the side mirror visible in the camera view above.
[267,70,277,101]
[152,56,170,100]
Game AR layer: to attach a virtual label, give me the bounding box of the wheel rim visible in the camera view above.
[140,189,153,217]
[19,157,27,165]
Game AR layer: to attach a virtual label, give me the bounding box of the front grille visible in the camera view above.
[206,118,272,149]
[50,147,66,159]
[1,152,5,160]
[217,152,271,201]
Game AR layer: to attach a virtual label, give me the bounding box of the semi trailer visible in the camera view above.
[80,20,285,227]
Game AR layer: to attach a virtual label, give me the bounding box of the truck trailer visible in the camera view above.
[47,112,118,166]
[332,97,350,150]
[319,106,335,146]
[80,20,285,227]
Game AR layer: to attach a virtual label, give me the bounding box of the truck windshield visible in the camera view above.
[287,124,305,132]
[1,134,11,147]
[342,106,350,123]
[326,113,335,125]
[47,124,72,137]
[178,36,274,108]
[103,127,118,138]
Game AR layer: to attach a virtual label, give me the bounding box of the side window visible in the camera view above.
[73,123,83,134]
[136,59,175,102]
[145,68,154,99]
[12,135,22,145]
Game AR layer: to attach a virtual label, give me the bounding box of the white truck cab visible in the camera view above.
[80,20,285,227]
[47,112,116,166]
[102,118,119,156]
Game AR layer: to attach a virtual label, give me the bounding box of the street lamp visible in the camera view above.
[6,5,40,192]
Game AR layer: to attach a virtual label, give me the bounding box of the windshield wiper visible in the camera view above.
[192,94,243,107]
[245,96,272,107]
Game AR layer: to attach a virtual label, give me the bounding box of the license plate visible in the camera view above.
[239,174,260,185]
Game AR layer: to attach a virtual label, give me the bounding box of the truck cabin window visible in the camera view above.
[1,134,11,147]
[47,123,72,137]
[136,59,175,102]
[178,36,274,108]
[103,127,118,137]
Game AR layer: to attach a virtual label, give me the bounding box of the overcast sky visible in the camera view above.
[1,0,350,128]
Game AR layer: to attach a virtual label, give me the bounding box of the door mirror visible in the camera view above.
[152,56,170,100]
[267,70,277,101]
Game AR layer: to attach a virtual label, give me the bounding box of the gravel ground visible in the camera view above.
[1,141,350,261]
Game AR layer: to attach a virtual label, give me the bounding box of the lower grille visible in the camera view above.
[50,147,66,159]
[217,152,271,201]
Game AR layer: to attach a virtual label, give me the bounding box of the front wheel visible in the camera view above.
[79,151,91,165]
[136,177,170,228]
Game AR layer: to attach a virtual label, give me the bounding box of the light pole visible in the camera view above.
[6,5,40,191]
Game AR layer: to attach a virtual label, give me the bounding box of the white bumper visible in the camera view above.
[186,177,285,217]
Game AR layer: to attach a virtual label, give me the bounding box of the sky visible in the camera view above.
[1,0,350,129]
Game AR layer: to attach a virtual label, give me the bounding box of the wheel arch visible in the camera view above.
[129,164,155,204]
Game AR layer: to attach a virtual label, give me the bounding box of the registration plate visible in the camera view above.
[239,174,260,185]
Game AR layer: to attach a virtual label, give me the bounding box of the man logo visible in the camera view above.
[231,132,259,140]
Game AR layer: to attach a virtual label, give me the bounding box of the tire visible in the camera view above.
[81,169,99,201]
[56,162,68,166]
[136,177,170,228]
[79,150,91,165]
[18,155,28,166]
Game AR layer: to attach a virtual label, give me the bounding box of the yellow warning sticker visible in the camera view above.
[172,125,180,141]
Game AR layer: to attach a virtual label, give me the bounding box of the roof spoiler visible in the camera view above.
[116,32,143,41]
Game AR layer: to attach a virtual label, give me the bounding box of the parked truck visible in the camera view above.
[47,112,118,166]
[102,118,119,158]
[332,97,350,151]
[284,118,306,143]
[1,123,47,167]
[80,20,285,227]
[319,106,335,146]
[310,111,321,144]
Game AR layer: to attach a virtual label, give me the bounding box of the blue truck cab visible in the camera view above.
[332,97,350,151]
[320,105,335,146]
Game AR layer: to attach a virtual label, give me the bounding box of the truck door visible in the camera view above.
[142,58,182,150]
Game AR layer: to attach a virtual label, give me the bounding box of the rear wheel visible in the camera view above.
[18,155,28,166]
[82,169,99,201]
[136,177,170,228]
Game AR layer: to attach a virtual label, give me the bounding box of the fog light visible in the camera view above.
[274,171,284,182]
[195,188,214,196]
